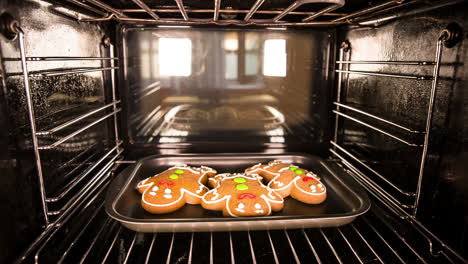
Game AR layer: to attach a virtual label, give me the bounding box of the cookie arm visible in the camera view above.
[201,189,229,211]
[261,190,284,212]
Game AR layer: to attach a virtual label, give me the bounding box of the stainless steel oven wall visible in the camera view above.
[336,2,468,257]
[0,0,115,262]
[119,26,335,157]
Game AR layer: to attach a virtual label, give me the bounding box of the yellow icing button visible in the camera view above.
[233,177,246,183]
[174,169,185,174]
[169,174,179,179]
[236,184,249,191]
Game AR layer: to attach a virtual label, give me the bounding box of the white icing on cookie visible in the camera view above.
[163,194,173,199]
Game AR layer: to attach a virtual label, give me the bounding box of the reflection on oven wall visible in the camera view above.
[336,5,468,256]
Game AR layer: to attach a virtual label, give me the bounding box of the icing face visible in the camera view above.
[201,174,284,217]
[238,193,257,200]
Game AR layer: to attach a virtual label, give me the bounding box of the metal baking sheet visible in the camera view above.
[105,153,370,232]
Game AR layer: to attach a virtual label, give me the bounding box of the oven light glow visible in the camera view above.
[159,38,192,77]
[263,39,287,77]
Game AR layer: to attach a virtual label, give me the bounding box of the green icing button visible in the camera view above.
[295,169,304,174]
[236,184,249,191]
[169,174,179,179]
[174,169,185,174]
[289,167,298,171]
[233,177,246,183]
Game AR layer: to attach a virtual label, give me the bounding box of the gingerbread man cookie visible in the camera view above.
[202,173,284,217]
[245,160,326,204]
[137,165,217,214]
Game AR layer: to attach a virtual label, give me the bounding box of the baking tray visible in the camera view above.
[105,153,370,232]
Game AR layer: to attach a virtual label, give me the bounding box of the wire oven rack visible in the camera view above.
[15,162,466,264]
[5,26,124,228]
[57,0,463,26]
[329,28,454,217]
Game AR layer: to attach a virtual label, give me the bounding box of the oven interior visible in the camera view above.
[0,0,467,263]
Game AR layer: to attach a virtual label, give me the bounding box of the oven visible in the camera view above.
[0,0,467,263]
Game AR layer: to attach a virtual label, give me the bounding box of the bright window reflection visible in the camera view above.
[263,39,286,77]
[159,38,192,77]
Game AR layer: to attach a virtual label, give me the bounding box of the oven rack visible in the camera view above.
[8,26,124,227]
[331,30,452,216]
[16,162,466,264]
[58,0,463,27]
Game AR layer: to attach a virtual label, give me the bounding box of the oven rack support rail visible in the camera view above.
[3,24,124,227]
[331,28,460,215]
[56,0,463,27]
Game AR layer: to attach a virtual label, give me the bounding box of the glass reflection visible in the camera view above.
[263,39,287,77]
[158,38,192,77]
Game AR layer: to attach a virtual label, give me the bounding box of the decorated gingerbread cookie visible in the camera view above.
[137,165,217,214]
[202,173,284,217]
[245,160,326,204]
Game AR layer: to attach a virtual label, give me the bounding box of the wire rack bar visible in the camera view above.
[337,228,365,264]
[333,45,347,144]
[101,226,122,264]
[188,233,194,264]
[413,37,444,216]
[166,233,175,264]
[350,224,385,263]
[79,219,116,264]
[370,212,429,264]
[110,44,121,146]
[145,234,156,264]
[63,0,107,16]
[55,203,105,264]
[319,229,343,264]
[47,151,122,216]
[335,69,432,80]
[36,101,120,135]
[336,60,434,65]
[302,0,345,22]
[361,217,407,264]
[273,0,344,22]
[114,16,341,25]
[46,142,122,202]
[284,230,300,263]
[38,108,121,150]
[244,0,266,21]
[14,165,115,264]
[85,0,127,18]
[17,29,50,225]
[333,102,421,134]
[267,231,279,264]
[174,0,189,21]
[247,231,257,264]
[213,0,221,21]
[333,110,420,147]
[122,7,346,16]
[301,230,321,263]
[132,0,159,20]
[327,149,415,210]
[123,234,138,264]
[31,66,118,77]
[333,0,402,22]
